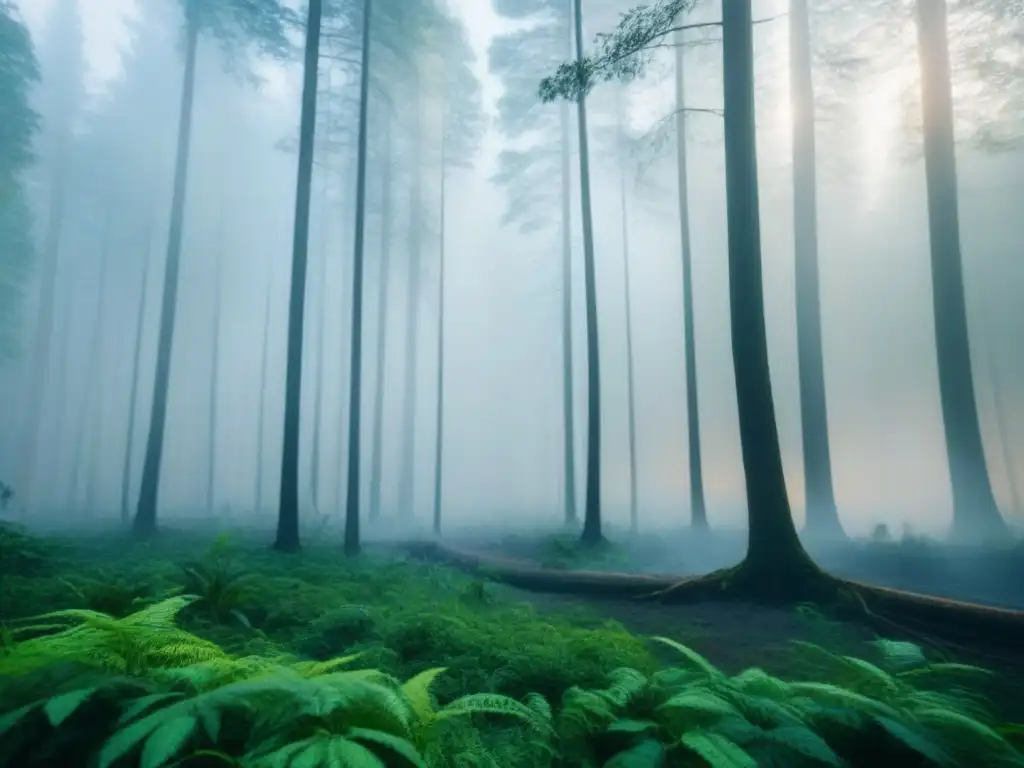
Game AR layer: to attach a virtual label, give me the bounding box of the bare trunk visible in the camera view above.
[343,0,374,557]
[18,120,72,510]
[254,278,272,513]
[433,131,447,536]
[398,75,423,521]
[369,115,392,522]
[791,0,842,539]
[674,27,707,530]
[310,171,330,514]
[74,219,115,512]
[915,0,1006,541]
[133,16,201,535]
[616,88,639,534]
[559,12,577,528]
[205,218,224,514]
[572,0,603,547]
[120,221,154,524]
[722,0,816,586]
[275,0,324,552]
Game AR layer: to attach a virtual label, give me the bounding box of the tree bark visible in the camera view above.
[559,8,578,529]
[433,129,447,536]
[133,16,201,535]
[616,88,639,534]
[790,0,843,540]
[309,168,330,515]
[275,0,324,552]
[398,73,424,521]
[573,0,603,547]
[674,25,707,531]
[343,0,374,557]
[721,0,820,593]
[254,277,272,514]
[121,221,154,524]
[205,216,224,515]
[369,115,393,523]
[915,0,1007,541]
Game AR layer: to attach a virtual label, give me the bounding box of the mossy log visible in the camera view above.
[403,540,1024,659]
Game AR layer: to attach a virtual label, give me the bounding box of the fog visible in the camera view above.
[2,0,1022,540]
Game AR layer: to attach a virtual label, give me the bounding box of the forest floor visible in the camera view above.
[2,521,1024,765]
[459,526,1024,610]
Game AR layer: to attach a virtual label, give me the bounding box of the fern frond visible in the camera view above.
[650,637,722,678]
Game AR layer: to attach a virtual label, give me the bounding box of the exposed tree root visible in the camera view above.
[402,540,1024,662]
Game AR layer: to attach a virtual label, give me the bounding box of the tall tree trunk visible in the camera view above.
[309,171,330,515]
[73,219,114,511]
[369,116,393,522]
[559,9,577,529]
[790,0,842,540]
[205,219,224,514]
[674,26,707,531]
[433,128,447,536]
[121,220,154,524]
[18,121,72,511]
[398,74,423,521]
[133,16,201,535]
[915,0,1007,541]
[254,277,272,513]
[616,88,639,534]
[722,0,817,588]
[344,0,374,557]
[275,0,323,552]
[573,0,603,547]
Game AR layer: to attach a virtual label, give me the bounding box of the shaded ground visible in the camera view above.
[459,527,1024,610]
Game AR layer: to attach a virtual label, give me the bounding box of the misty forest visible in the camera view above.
[1,0,1023,765]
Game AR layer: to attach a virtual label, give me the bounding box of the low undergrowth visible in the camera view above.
[1,525,1022,766]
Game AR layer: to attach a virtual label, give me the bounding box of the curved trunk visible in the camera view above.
[790,0,843,540]
[275,0,324,552]
[573,0,603,547]
[369,116,393,522]
[674,26,707,530]
[915,0,1007,541]
[133,16,201,535]
[343,0,374,556]
[722,0,818,590]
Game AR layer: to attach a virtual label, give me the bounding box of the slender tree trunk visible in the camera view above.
[50,287,73,511]
[433,131,447,536]
[398,74,423,521]
[791,0,842,540]
[674,27,707,531]
[275,0,324,552]
[573,0,603,547]
[915,0,1007,541]
[205,219,224,514]
[121,222,154,524]
[984,335,1020,515]
[559,9,577,529]
[309,170,330,515]
[17,123,72,511]
[369,116,393,522]
[616,89,639,534]
[344,0,374,557]
[722,0,816,587]
[254,277,272,513]
[133,16,201,535]
[73,219,114,511]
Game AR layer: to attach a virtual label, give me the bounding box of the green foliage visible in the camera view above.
[179,534,255,627]
[2,531,1021,767]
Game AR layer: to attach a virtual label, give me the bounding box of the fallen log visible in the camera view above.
[402,540,1024,660]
